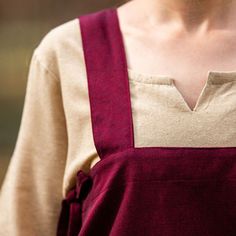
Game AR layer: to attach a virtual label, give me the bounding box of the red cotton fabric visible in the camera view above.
[56,7,236,236]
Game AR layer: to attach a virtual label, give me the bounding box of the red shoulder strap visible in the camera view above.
[78,7,134,159]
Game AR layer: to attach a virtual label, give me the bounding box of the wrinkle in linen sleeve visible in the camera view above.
[0,49,68,236]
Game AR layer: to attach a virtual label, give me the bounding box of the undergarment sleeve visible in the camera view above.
[0,46,68,236]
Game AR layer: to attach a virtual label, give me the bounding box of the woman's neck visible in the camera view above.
[138,0,236,32]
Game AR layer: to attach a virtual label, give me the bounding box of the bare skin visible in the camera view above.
[117,0,236,111]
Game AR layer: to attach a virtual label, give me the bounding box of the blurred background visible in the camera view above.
[0,0,124,186]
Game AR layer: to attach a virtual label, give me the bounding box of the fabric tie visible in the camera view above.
[56,170,92,236]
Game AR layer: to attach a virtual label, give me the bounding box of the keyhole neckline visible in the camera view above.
[127,68,236,112]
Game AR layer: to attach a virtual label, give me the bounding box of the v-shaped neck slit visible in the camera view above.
[127,68,210,112]
[128,68,236,112]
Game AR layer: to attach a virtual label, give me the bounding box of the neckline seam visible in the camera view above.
[128,68,236,85]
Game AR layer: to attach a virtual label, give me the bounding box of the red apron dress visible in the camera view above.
[56,7,236,236]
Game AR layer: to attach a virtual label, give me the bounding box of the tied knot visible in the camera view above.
[75,170,93,201]
[56,170,93,236]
